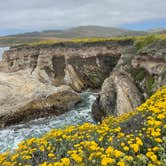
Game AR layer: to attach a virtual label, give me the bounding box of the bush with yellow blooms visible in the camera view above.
[0,86,166,166]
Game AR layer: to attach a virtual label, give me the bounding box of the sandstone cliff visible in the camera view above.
[1,38,164,126]
[1,40,132,91]
[0,40,132,127]
[92,40,166,122]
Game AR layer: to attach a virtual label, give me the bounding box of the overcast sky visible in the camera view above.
[0,0,166,35]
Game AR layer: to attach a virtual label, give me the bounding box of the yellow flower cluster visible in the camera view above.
[0,86,166,166]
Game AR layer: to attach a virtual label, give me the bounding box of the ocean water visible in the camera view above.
[0,47,9,60]
[0,92,97,153]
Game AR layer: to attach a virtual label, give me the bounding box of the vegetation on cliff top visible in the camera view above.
[10,34,166,51]
[0,85,166,166]
[134,34,166,51]
[11,37,133,49]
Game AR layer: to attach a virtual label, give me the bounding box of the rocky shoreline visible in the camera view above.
[0,39,165,128]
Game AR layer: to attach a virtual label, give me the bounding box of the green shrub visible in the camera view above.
[135,70,145,81]
[131,68,145,82]
[146,76,154,96]
[134,35,157,51]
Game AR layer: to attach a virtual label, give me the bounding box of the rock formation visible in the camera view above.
[0,69,81,128]
[1,38,165,126]
[92,66,143,122]
[92,41,166,122]
[0,40,132,127]
[1,41,131,91]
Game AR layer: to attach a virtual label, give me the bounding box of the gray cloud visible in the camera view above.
[0,0,166,32]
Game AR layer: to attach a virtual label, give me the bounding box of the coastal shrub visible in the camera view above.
[27,37,129,47]
[133,34,166,51]
[135,70,145,81]
[134,35,157,51]
[145,76,155,96]
[10,33,166,50]
[131,68,155,97]
[0,86,166,166]
[131,68,145,82]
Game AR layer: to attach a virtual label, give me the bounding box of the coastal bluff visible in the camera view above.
[0,40,131,127]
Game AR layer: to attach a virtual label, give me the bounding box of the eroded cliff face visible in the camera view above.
[1,39,165,125]
[3,47,40,72]
[130,40,166,98]
[1,41,131,91]
[92,65,143,122]
[92,40,166,122]
[0,40,133,127]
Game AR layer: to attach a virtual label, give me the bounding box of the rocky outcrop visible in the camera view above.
[1,40,132,91]
[92,40,166,122]
[92,66,143,122]
[131,41,166,95]
[64,53,120,91]
[0,40,133,127]
[64,64,85,91]
[3,47,40,72]
[132,56,165,75]
[0,70,81,128]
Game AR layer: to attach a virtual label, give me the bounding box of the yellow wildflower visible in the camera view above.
[117,161,126,166]
[101,157,115,166]
[123,146,129,151]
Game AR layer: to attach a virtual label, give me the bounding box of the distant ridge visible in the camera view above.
[152,30,166,34]
[9,25,147,38]
[148,28,166,33]
[0,25,151,46]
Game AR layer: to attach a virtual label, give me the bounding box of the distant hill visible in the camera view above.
[146,28,166,35]
[154,30,166,34]
[10,26,147,38]
[0,25,148,46]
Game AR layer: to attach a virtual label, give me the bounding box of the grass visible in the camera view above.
[134,35,157,50]
[11,36,133,48]
[8,33,166,51]
[145,76,155,96]
[0,85,166,166]
[134,34,166,51]
[131,68,145,82]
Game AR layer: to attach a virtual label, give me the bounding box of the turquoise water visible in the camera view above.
[0,92,96,153]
